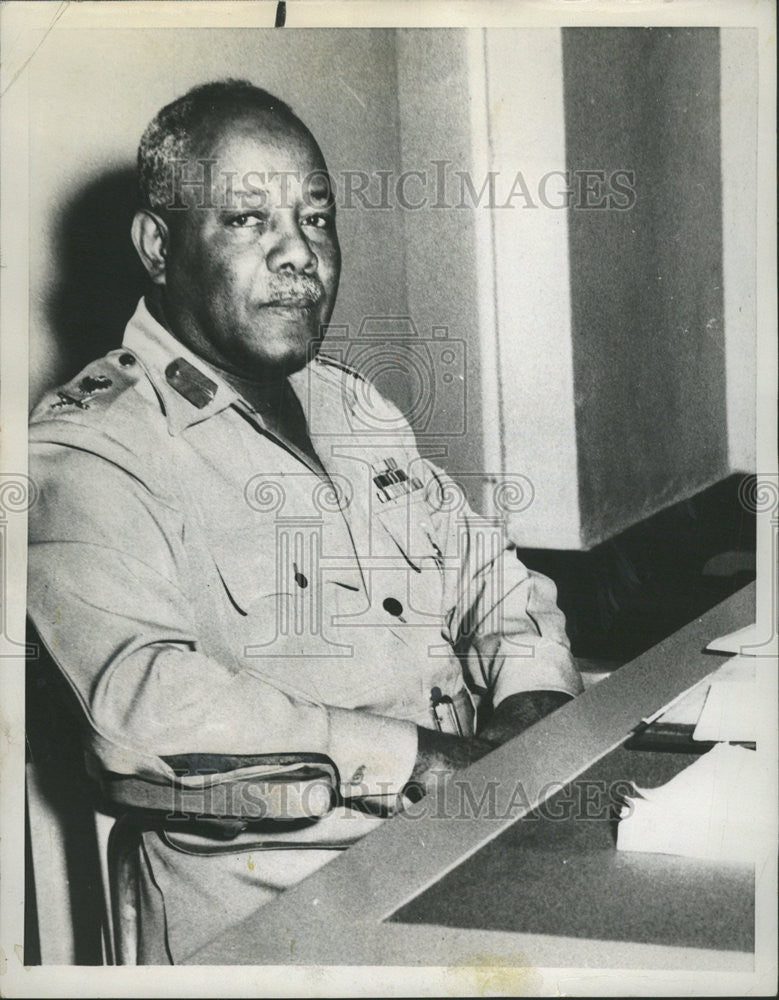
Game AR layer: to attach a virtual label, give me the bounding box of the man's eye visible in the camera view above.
[228,214,265,228]
[301,214,332,230]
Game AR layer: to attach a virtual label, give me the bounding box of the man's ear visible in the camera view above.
[131,210,169,285]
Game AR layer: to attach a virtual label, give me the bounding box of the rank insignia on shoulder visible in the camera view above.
[51,391,90,410]
[165,358,218,409]
[50,374,113,410]
[372,457,423,504]
[78,374,112,394]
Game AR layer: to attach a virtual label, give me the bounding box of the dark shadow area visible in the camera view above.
[520,473,756,666]
[23,796,40,966]
[27,167,145,963]
[45,165,146,388]
[25,621,107,965]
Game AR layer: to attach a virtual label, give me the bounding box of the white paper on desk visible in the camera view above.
[647,653,756,729]
[617,743,770,864]
[650,680,710,726]
[693,655,759,742]
[706,622,762,655]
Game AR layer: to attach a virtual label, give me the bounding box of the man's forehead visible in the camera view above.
[167,107,334,213]
[197,110,325,170]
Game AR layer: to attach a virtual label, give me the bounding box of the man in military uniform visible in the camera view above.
[28,80,582,963]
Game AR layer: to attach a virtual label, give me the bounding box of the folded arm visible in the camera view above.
[404,464,582,793]
[27,437,418,805]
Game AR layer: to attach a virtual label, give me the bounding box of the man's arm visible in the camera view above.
[400,690,571,805]
[404,726,494,801]
[424,463,582,749]
[477,689,573,746]
[28,436,418,802]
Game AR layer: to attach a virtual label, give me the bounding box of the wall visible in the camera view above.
[562,27,729,547]
[395,29,485,505]
[28,28,409,405]
[720,28,758,473]
[481,28,582,547]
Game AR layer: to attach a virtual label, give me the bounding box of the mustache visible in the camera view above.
[264,276,325,306]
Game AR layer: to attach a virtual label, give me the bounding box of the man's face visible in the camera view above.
[161,112,341,378]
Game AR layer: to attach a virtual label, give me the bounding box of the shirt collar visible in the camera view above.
[122,297,242,435]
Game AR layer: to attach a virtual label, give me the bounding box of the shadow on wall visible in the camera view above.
[46,165,147,388]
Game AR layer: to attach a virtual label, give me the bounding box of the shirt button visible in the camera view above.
[118,353,136,366]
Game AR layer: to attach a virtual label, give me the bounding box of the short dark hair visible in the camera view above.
[137,79,300,212]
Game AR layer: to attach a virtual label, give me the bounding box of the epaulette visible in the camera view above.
[33,350,142,422]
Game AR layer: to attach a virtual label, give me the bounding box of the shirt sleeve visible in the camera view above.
[27,435,417,799]
[424,462,583,706]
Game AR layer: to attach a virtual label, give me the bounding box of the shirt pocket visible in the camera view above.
[208,534,301,665]
[208,532,380,704]
[372,486,448,621]
[210,534,273,617]
[373,487,436,568]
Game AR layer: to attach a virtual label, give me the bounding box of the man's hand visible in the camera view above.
[374,692,572,811]
[403,727,494,802]
[477,690,572,747]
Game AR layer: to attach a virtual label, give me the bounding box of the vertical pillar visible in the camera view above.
[483,28,582,548]
[720,27,758,473]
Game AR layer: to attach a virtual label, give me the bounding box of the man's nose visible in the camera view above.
[265,214,317,274]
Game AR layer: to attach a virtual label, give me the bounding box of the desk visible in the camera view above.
[392,747,754,954]
[189,583,759,969]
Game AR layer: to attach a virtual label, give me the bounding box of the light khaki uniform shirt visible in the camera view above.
[28,298,582,961]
